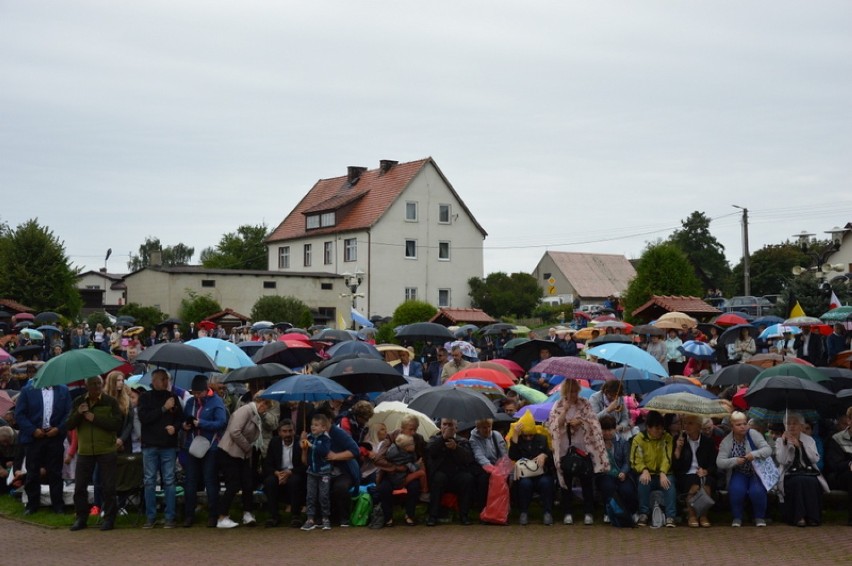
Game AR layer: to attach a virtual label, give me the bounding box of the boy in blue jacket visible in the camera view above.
[300,414,332,531]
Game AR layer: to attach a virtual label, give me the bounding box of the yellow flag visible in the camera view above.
[789,301,806,318]
[337,313,347,330]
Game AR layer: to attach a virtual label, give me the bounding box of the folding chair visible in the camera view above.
[115,453,144,525]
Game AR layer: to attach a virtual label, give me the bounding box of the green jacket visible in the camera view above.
[629,431,674,475]
[66,393,123,456]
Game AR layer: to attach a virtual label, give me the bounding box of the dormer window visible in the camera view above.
[306,211,336,230]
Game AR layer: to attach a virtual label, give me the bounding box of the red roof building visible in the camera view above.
[631,295,721,322]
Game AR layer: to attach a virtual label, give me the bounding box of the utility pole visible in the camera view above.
[733,205,750,296]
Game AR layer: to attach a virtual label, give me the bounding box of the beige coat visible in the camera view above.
[217,402,262,460]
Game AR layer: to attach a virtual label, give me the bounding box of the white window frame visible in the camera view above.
[438,241,450,261]
[278,246,290,269]
[404,239,417,259]
[303,243,312,267]
[438,203,451,224]
[438,288,451,307]
[344,238,357,262]
[405,201,418,222]
[404,287,417,301]
[323,241,333,265]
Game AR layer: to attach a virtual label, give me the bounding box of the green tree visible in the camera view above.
[128,237,195,270]
[391,300,438,326]
[200,223,269,270]
[0,219,82,317]
[178,291,222,328]
[468,272,542,319]
[730,243,810,297]
[117,303,166,334]
[86,311,112,331]
[775,272,850,319]
[668,211,731,293]
[622,242,703,321]
[250,295,313,327]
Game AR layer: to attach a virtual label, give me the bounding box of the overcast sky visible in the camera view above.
[2,1,850,280]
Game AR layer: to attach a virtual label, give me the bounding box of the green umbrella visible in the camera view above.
[752,363,831,385]
[503,337,530,350]
[820,306,852,322]
[31,349,124,388]
[509,384,548,404]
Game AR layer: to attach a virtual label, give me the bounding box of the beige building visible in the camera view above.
[76,270,127,315]
[532,251,637,306]
[122,266,347,324]
[265,158,487,319]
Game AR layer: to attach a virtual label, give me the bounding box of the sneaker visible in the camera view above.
[603,514,611,524]
[755,518,766,528]
[732,518,742,528]
[142,520,156,529]
[322,519,331,531]
[519,512,529,526]
[636,514,648,527]
[584,514,594,526]
[563,513,573,525]
[665,517,676,528]
[163,520,177,529]
[340,520,350,528]
[242,512,257,526]
[419,492,431,503]
[89,506,100,517]
[300,519,317,531]
[543,512,553,526]
[217,517,239,529]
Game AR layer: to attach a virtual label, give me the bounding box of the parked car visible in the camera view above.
[724,296,772,317]
[577,304,604,316]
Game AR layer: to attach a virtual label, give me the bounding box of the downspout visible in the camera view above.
[367,230,371,317]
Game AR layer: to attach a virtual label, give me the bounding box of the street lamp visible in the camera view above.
[791,228,846,277]
[340,269,365,329]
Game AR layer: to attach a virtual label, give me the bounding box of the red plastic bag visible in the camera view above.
[479,456,513,525]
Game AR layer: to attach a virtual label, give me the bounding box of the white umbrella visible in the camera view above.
[367,401,439,437]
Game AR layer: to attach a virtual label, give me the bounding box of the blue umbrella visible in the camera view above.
[36,325,62,335]
[758,324,802,340]
[447,378,506,398]
[640,383,717,406]
[326,341,382,359]
[678,340,716,361]
[516,402,554,422]
[185,337,255,369]
[585,343,668,377]
[752,315,784,327]
[259,374,352,403]
[607,367,666,395]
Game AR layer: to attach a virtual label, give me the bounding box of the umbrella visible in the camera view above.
[820,306,852,322]
[752,316,784,327]
[0,348,12,364]
[455,324,479,335]
[480,323,517,335]
[0,309,11,319]
[445,340,479,360]
[135,342,219,372]
[608,367,666,395]
[573,327,598,341]
[509,384,549,404]
[587,334,634,346]
[701,364,762,387]
[197,320,217,332]
[815,367,852,392]
[529,356,613,382]
[9,344,43,359]
[489,358,525,378]
[746,407,821,424]
[745,353,813,369]
[283,330,311,340]
[642,392,731,418]
[184,337,255,369]
[515,402,554,422]
[714,313,749,327]
[744,375,836,412]
[447,378,506,399]
[318,357,406,394]
[678,340,716,361]
[34,311,60,324]
[407,387,496,421]
[758,324,802,340]
[586,343,669,378]
[223,363,296,383]
[395,322,455,342]
[260,374,352,403]
[326,341,382,359]
[156,317,182,329]
[310,328,354,344]
[13,313,35,321]
[573,311,591,320]
[464,361,516,379]
[666,375,703,386]
[830,350,852,368]
[0,390,14,414]
[252,321,274,331]
[375,343,410,363]
[252,340,321,368]
[14,321,34,330]
[837,389,852,411]
[783,316,824,327]
[236,341,265,357]
[446,368,515,389]
[115,315,136,325]
[591,314,618,324]
[506,339,563,370]
[594,320,632,331]
[137,368,220,390]
[35,325,62,335]
[30,349,125,388]
[640,383,717,405]
[367,401,439,438]
[752,363,831,385]
[374,377,431,404]
[110,355,135,376]
[632,324,666,337]
[718,324,757,347]
[655,312,698,330]
[21,328,44,341]
[502,337,530,351]
[123,326,145,337]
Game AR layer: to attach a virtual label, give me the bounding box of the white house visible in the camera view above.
[265,158,487,319]
[531,251,637,306]
[76,270,127,315]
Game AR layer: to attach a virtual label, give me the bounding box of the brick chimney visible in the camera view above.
[347,166,367,185]
[379,160,398,174]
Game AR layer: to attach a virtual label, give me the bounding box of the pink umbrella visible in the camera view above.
[490,358,525,378]
[530,356,614,382]
[0,391,14,414]
[0,348,12,364]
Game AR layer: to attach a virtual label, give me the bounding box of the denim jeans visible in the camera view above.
[636,473,677,518]
[728,470,767,520]
[143,447,177,521]
[184,448,219,521]
[306,472,331,521]
[517,474,554,514]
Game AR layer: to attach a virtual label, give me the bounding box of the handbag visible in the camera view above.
[188,434,211,458]
[688,477,715,517]
[514,458,544,478]
[560,426,593,477]
[747,433,781,492]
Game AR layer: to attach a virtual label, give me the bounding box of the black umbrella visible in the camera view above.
[718,324,758,347]
[816,367,852,393]
[34,311,60,324]
[633,324,666,337]
[506,339,564,370]
[310,328,354,344]
[223,363,296,383]
[138,368,220,390]
[374,377,432,404]
[318,357,406,394]
[236,341,265,357]
[837,389,852,411]
[115,315,136,326]
[135,342,218,372]
[696,323,722,337]
[156,317,182,329]
[407,387,496,421]
[701,364,761,388]
[14,321,34,330]
[326,341,382,359]
[36,325,62,335]
[316,352,381,372]
[0,309,11,319]
[480,323,517,336]
[587,334,634,346]
[10,344,43,359]
[395,322,455,342]
[252,341,321,368]
[744,375,836,412]
[273,322,293,331]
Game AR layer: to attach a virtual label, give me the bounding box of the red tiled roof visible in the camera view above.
[204,308,250,322]
[266,158,486,242]
[0,299,35,313]
[430,308,496,325]
[631,295,721,321]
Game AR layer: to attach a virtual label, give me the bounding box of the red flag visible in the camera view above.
[829,290,842,310]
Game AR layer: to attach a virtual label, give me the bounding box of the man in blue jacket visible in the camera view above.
[15,381,72,514]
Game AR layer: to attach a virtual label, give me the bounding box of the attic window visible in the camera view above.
[306,212,335,230]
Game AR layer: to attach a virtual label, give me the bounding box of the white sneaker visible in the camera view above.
[217,517,238,529]
[242,512,256,526]
[603,514,610,524]
[584,514,594,525]
[563,513,573,525]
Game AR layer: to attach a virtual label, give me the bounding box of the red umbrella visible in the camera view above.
[592,314,617,324]
[464,361,516,379]
[110,356,134,376]
[280,332,311,343]
[714,313,748,327]
[731,387,749,411]
[489,358,525,378]
[447,368,515,389]
[198,320,217,332]
[13,313,35,321]
[573,311,591,320]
